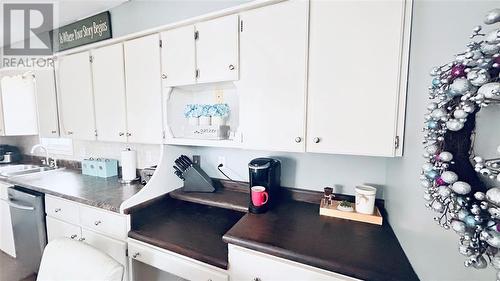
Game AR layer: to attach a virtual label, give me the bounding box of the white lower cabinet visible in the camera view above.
[44,195,130,281]
[128,238,229,281]
[228,245,360,281]
[0,182,15,257]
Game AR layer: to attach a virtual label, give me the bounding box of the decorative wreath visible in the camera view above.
[422,8,500,278]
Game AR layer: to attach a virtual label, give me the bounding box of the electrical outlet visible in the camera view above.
[217,156,226,167]
[214,88,224,103]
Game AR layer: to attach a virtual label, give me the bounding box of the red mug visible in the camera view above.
[251,186,269,207]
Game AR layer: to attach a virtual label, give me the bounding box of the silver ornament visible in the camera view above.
[489,207,500,219]
[451,220,467,233]
[432,200,444,212]
[475,192,486,201]
[458,209,469,220]
[438,186,452,197]
[421,179,432,188]
[427,102,438,111]
[480,43,500,55]
[446,119,464,131]
[431,108,447,119]
[477,82,500,100]
[422,163,434,172]
[486,29,500,44]
[472,256,488,269]
[459,244,473,256]
[450,78,472,94]
[485,8,500,24]
[423,193,432,201]
[439,151,453,162]
[487,187,500,205]
[426,144,439,154]
[452,181,472,195]
[453,109,468,119]
[467,68,490,87]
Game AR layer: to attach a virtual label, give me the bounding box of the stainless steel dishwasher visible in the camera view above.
[8,186,47,274]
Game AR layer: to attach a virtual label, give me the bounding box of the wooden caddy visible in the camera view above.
[319,200,383,225]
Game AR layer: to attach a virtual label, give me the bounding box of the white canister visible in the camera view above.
[188,117,199,126]
[199,116,211,126]
[211,116,226,126]
[355,185,377,214]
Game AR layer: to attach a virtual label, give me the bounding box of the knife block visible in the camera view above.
[182,165,215,193]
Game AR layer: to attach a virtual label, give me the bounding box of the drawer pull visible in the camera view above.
[54,208,61,213]
[78,237,85,242]
[253,278,261,281]
[94,220,102,226]
[132,252,140,259]
[70,234,77,239]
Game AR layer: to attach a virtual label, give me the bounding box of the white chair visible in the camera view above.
[37,238,124,281]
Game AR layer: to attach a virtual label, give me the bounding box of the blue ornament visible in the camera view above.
[426,170,438,179]
[464,215,478,227]
[432,78,441,87]
[427,121,439,129]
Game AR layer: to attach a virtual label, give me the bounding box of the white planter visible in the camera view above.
[355,185,376,214]
[188,117,199,126]
[199,116,211,126]
[211,116,226,126]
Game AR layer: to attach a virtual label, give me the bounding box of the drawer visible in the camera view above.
[228,245,360,281]
[46,216,81,242]
[81,229,127,266]
[79,205,128,240]
[128,238,229,281]
[45,195,80,223]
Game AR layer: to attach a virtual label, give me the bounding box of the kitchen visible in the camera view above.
[1,0,499,281]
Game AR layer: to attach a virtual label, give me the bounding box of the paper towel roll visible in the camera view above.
[121,149,137,181]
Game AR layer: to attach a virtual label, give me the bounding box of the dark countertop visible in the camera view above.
[129,195,244,269]
[4,169,142,213]
[223,200,419,281]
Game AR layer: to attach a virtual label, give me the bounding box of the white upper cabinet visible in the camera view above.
[35,69,59,138]
[0,74,38,136]
[238,0,308,152]
[56,51,96,140]
[195,14,239,84]
[161,25,196,87]
[92,43,128,143]
[306,0,410,157]
[124,34,164,144]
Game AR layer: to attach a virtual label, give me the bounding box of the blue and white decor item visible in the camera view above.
[421,9,500,279]
[183,103,231,140]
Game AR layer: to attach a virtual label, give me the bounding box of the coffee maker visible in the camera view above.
[248,158,281,214]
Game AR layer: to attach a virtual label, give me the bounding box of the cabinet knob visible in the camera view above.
[295,137,302,143]
[313,137,320,143]
[253,278,261,281]
[67,131,73,135]
[119,132,125,136]
[126,132,132,137]
[228,64,235,70]
[51,130,57,134]
[132,252,140,259]
[70,234,77,239]
[94,220,102,226]
[54,208,61,213]
[161,74,167,79]
[78,237,85,242]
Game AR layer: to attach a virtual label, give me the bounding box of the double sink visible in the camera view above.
[0,164,58,178]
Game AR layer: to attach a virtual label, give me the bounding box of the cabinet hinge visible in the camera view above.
[240,20,243,32]
[95,129,98,137]
[395,136,400,149]
[162,130,166,139]
[194,31,199,40]
[195,69,200,78]
[159,39,163,48]
[89,55,93,63]
[126,249,128,257]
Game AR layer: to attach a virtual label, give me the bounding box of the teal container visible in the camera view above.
[96,158,118,178]
[82,158,98,176]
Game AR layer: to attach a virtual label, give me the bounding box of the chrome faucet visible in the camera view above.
[30,144,57,168]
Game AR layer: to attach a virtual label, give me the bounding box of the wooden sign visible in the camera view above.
[53,11,112,52]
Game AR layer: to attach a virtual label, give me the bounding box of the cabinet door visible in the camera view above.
[195,14,239,84]
[238,1,308,152]
[161,25,196,87]
[0,199,16,257]
[124,34,163,144]
[46,216,81,242]
[307,0,408,156]
[81,229,127,266]
[56,51,96,140]
[0,74,38,135]
[92,43,128,142]
[35,69,59,137]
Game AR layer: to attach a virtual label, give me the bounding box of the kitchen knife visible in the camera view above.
[175,159,187,171]
[181,155,193,165]
[178,157,191,169]
[174,170,184,180]
[173,165,183,175]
